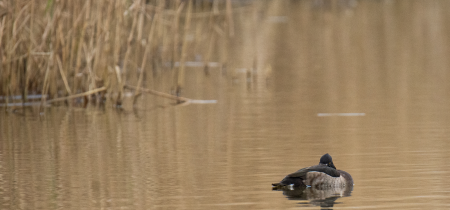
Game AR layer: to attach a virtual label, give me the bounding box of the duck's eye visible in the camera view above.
[328,162,332,165]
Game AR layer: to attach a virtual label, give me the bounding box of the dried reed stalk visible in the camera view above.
[226,0,235,37]
[73,8,88,93]
[112,0,125,105]
[133,12,158,105]
[203,6,218,76]
[39,51,52,107]
[175,0,193,96]
[1,0,234,108]
[56,56,72,95]
[119,1,140,105]
[171,0,184,94]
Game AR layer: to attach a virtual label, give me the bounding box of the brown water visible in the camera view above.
[2,1,450,209]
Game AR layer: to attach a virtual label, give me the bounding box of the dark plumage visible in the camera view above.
[272,154,353,189]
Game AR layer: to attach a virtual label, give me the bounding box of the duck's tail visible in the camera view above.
[272,182,283,187]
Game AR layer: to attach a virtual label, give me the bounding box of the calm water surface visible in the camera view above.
[2,1,450,209]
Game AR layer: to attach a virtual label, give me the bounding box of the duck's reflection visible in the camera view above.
[274,184,353,209]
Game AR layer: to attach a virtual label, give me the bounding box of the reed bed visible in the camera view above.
[0,0,237,108]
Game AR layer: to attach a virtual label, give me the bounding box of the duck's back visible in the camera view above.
[273,165,340,187]
[287,165,340,179]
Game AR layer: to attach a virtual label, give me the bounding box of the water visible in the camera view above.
[2,0,450,209]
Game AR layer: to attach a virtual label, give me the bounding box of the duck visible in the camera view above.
[272,153,353,189]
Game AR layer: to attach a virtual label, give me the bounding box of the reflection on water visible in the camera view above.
[275,185,353,209]
[3,0,450,209]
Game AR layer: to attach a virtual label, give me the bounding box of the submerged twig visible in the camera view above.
[126,84,189,102]
[124,84,217,105]
[46,86,107,104]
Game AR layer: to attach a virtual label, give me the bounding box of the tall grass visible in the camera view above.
[0,0,236,107]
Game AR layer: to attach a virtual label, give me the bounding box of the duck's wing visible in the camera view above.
[287,165,340,178]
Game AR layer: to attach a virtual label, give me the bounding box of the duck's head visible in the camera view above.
[319,153,336,169]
